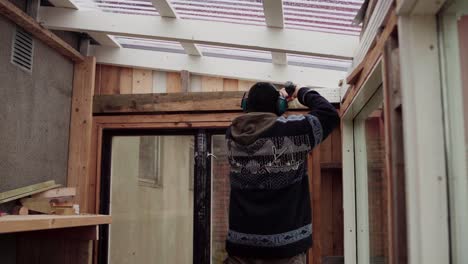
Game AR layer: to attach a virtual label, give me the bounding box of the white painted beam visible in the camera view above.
[262,0,287,65]
[271,52,287,65]
[151,0,178,17]
[91,46,344,92]
[150,0,202,56]
[262,0,284,28]
[38,7,358,59]
[44,1,121,48]
[88,32,121,48]
[47,0,78,9]
[398,15,450,264]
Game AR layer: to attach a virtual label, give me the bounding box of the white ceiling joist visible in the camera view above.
[91,46,345,90]
[262,0,287,65]
[39,7,359,59]
[88,32,121,48]
[45,0,121,48]
[47,0,78,9]
[150,0,202,56]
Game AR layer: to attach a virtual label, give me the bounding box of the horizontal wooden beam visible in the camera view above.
[38,6,358,59]
[92,46,345,89]
[0,0,84,62]
[93,92,310,114]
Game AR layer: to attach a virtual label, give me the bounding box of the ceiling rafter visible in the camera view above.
[150,0,202,56]
[91,45,345,91]
[46,0,120,48]
[39,7,358,59]
[262,0,287,65]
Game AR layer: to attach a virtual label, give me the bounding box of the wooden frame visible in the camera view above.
[398,14,450,264]
[438,2,468,263]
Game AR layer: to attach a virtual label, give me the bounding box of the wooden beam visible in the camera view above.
[93,91,310,114]
[92,46,345,90]
[341,9,397,116]
[180,70,190,92]
[38,7,358,59]
[0,214,111,234]
[68,56,96,213]
[345,59,364,85]
[0,0,83,62]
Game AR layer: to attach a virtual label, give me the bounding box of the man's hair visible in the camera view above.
[246,82,280,114]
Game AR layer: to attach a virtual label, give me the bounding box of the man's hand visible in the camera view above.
[280,88,295,102]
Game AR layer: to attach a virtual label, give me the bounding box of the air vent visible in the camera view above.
[11,28,34,72]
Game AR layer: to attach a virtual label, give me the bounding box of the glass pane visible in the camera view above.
[364,104,389,264]
[109,136,194,264]
[211,134,230,264]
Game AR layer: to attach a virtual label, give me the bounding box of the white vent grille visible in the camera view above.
[11,28,34,72]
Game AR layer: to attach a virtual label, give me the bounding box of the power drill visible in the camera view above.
[284,81,297,98]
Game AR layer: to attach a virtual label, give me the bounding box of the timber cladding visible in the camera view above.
[94,64,256,95]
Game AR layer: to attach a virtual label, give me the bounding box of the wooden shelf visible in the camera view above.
[0,214,111,234]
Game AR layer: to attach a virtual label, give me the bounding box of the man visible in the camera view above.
[225,82,340,264]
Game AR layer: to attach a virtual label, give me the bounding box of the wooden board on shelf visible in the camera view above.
[0,182,61,204]
[0,214,111,234]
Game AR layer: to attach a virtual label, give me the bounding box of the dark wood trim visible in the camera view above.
[0,0,84,62]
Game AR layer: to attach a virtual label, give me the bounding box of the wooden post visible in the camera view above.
[181,70,190,92]
[67,57,96,213]
[308,147,321,264]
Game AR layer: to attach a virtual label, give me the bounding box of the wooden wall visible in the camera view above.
[319,128,344,259]
[94,65,256,95]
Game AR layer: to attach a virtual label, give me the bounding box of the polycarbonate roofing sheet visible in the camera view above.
[73,0,363,70]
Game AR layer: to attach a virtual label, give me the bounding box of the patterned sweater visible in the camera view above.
[225,88,340,258]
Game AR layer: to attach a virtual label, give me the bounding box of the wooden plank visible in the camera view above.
[201,76,223,92]
[331,128,342,163]
[32,187,76,198]
[67,56,96,213]
[93,113,242,124]
[0,184,62,204]
[0,0,84,62]
[0,181,56,201]
[346,60,365,85]
[17,226,98,241]
[238,80,256,91]
[341,9,397,116]
[132,69,152,94]
[382,33,408,264]
[320,136,333,164]
[166,72,182,93]
[93,92,244,113]
[94,64,101,95]
[331,172,344,255]
[320,170,333,257]
[0,214,111,233]
[308,147,321,264]
[223,79,239,91]
[181,70,190,92]
[100,65,120,95]
[20,197,55,214]
[119,67,133,94]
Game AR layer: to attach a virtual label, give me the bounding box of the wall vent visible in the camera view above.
[11,27,34,72]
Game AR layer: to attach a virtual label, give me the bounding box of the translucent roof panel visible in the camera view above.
[115,37,351,71]
[75,0,363,35]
